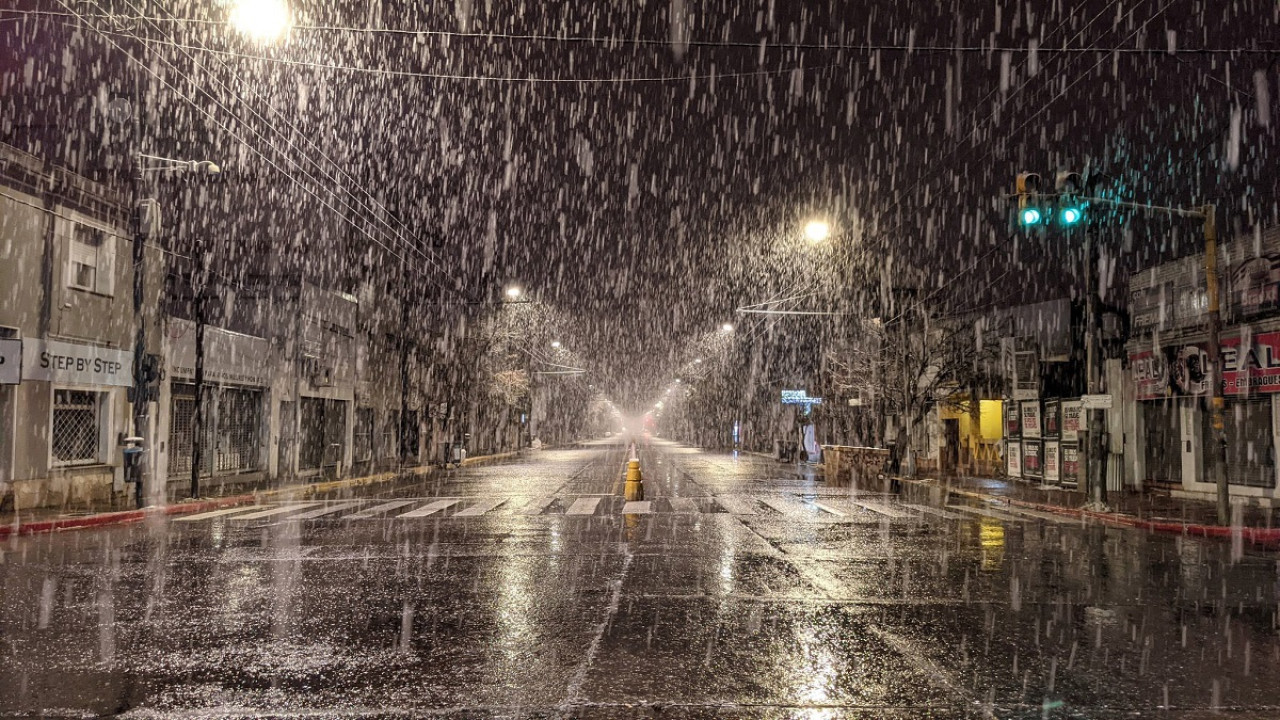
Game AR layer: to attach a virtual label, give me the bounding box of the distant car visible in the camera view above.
[604,431,613,438]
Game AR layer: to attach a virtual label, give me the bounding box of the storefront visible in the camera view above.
[163,319,271,489]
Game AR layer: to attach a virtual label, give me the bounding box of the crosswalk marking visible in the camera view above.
[903,503,966,520]
[759,497,812,516]
[715,496,758,515]
[854,501,915,519]
[455,498,507,517]
[346,499,417,519]
[398,499,460,518]
[288,502,362,520]
[566,497,602,515]
[947,505,1028,522]
[231,504,321,521]
[175,505,268,522]
[622,501,651,514]
[668,498,700,513]
[521,496,556,516]
[994,504,1077,523]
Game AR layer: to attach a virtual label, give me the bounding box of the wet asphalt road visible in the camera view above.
[3,438,1280,719]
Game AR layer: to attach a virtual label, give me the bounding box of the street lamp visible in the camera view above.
[803,220,831,243]
[721,323,734,333]
[229,0,292,43]
[551,341,561,348]
[505,286,522,300]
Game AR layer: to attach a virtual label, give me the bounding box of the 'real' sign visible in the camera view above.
[1131,330,1280,399]
[0,338,20,385]
[22,339,134,387]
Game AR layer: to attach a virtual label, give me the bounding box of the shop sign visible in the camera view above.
[1081,394,1113,410]
[1131,330,1280,399]
[1021,440,1042,478]
[168,319,270,386]
[1006,440,1022,478]
[0,338,20,385]
[1005,402,1020,438]
[1060,444,1081,485]
[1043,399,1061,438]
[1232,255,1280,319]
[1044,440,1060,484]
[1062,401,1084,441]
[22,339,134,387]
[780,390,823,406]
[1020,401,1042,439]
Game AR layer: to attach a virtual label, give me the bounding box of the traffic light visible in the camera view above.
[1055,171,1084,226]
[1016,172,1044,226]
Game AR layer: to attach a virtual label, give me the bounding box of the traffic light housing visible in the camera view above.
[1015,170,1086,228]
[1055,171,1084,226]
[1016,172,1044,226]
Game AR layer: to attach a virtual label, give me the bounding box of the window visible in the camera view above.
[383,410,399,460]
[354,408,375,464]
[67,225,115,296]
[52,389,106,466]
[168,385,263,479]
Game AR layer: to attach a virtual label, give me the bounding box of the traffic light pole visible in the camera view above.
[1082,224,1107,508]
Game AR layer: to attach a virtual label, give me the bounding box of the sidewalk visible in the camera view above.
[900,474,1280,546]
[0,449,525,540]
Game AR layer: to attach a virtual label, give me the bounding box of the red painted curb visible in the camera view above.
[0,493,256,539]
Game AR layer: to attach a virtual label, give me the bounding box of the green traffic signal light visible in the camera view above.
[1020,207,1043,225]
[1060,206,1083,225]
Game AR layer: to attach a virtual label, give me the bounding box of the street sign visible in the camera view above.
[847,398,864,407]
[1080,394,1113,410]
[781,390,823,406]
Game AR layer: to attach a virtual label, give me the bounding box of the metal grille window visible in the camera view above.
[52,389,104,465]
[383,411,399,460]
[169,384,262,478]
[300,398,347,472]
[217,388,262,473]
[354,408,374,463]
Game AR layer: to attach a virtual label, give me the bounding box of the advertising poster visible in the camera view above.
[1005,402,1021,438]
[1061,444,1081,486]
[1062,401,1083,442]
[1130,331,1280,399]
[1043,440,1060,484]
[1021,440,1042,479]
[1006,440,1022,478]
[1021,401,1042,439]
[1043,399,1061,438]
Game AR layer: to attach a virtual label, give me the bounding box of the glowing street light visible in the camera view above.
[505,286,522,299]
[229,0,292,43]
[803,220,831,243]
[551,340,561,348]
[721,323,734,333]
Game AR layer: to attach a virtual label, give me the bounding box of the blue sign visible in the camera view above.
[781,390,823,406]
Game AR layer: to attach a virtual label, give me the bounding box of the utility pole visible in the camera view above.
[1082,222,1106,507]
[1202,205,1229,524]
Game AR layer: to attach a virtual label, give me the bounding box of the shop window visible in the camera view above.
[299,397,346,472]
[52,389,106,466]
[67,225,115,296]
[353,407,374,464]
[383,410,399,460]
[168,385,262,479]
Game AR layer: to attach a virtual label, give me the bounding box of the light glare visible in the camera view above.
[803,220,831,242]
[229,0,291,43]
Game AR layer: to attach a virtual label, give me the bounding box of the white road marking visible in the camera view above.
[287,502,362,520]
[995,504,1077,523]
[566,497,602,516]
[854,501,915,519]
[810,502,846,517]
[758,497,807,515]
[175,505,268,522]
[230,503,321,521]
[668,497,700,513]
[345,499,417,519]
[398,499,461,518]
[521,496,557,515]
[903,503,966,520]
[621,501,651,514]
[946,505,1028,522]
[454,498,508,517]
[715,495,758,515]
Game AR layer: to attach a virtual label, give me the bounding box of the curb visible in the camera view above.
[906,477,1280,546]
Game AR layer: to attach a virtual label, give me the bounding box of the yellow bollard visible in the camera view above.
[624,459,644,501]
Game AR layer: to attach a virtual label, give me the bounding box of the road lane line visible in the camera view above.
[455,498,507,517]
[715,495,758,515]
[668,497,700,513]
[566,497,602,516]
[903,503,966,520]
[854,501,914,519]
[521,496,556,515]
[398,499,461,518]
[946,504,1028,522]
[346,499,417,519]
[287,501,362,520]
[230,503,321,521]
[810,502,846,516]
[174,505,268,522]
[758,497,806,515]
[621,501,651,514]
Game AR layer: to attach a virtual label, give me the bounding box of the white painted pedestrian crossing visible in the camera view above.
[853,501,915,519]
[288,502,362,520]
[455,498,508,517]
[903,503,966,520]
[715,496,758,515]
[668,497,700,513]
[947,504,1029,523]
[622,501,651,514]
[398,499,460,518]
[346,499,417,519]
[231,504,321,521]
[521,496,556,515]
[175,505,268,522]
[566,497,602,516]
[809,502,846,517]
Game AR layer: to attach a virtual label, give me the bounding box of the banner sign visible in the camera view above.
[1043,399,1061,438]
[1020,401,1042,439]
[1131,330,1280,399]
[1062,401,1083,442]
[1006,440,1022,478]
[1044,440,1060,484]
[1021,440,1042,478]
[0,338,19,385]
[1061,444,1081,486]
[780,390,823,406]
[1005,402,1020,438]
[22,339,134,387]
